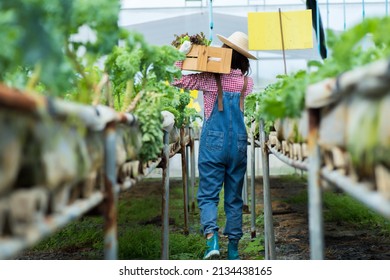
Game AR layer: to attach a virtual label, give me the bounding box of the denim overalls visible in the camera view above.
[197,74,248,241]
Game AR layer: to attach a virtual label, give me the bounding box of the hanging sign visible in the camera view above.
[248,10,313,50]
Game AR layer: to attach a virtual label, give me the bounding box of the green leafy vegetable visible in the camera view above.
[245,16,390,133]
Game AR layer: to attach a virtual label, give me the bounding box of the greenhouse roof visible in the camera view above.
[121,11,321,60]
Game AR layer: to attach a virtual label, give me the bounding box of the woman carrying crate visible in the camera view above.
[173,31,257,260]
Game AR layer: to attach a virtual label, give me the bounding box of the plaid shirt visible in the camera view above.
[172,61,254,120]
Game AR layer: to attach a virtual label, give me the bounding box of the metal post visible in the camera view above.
[307,109,324,260]
[260,119,275,260]
[326,0,329,30]
[103,122,118,260]
[343,0,347,30]
[180,127,189,235]
[242,173,249,213]
[250,126,256,239]
[161,130,170,260]
[189,126,196,213]
[316,2,320,59]
[186,144,190,212]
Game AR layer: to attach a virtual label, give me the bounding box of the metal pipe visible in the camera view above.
[169,142,182,158]
[268,145,308,171]
[343,0,347,30]
[161,130,170,260]
[315,0,320,57]
[180,127,189,235]
[189,126,196,213]
[0,192,104,260]
[0,83,41,112]
[186,144,190,212]
[143,158,163,178]
[209,0,214,42]
[103,122,118,260]
[307,109,324,260]
[250,126,256,239]
[242,173,249,213]
[260,119,275,260]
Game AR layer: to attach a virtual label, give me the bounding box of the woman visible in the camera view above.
[173,31,257,260]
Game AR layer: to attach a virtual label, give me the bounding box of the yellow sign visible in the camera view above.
[248,10,313,50]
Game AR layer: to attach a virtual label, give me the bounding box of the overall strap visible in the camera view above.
[240,77,248,112]
[215,74,248,112]
[215,74,223,111]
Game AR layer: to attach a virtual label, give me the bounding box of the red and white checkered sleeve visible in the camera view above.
[245,77,254,97]
[172,72,218,92]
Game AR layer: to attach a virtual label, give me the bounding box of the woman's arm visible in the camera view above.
[172,62,216,91]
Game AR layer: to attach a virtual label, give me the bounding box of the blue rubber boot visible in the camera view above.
[227,239,240,260]
[203,232,220,259]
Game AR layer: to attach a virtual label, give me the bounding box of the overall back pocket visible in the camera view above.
[237,133,248,153]
[206,130,224,151]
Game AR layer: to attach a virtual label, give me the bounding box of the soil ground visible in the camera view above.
[255,176,390,260]
[15,175,390,260]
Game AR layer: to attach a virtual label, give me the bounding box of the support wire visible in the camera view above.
[209,0,214,42]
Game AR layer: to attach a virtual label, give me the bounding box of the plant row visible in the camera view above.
[0,0,201,163]
[245,16,390,133]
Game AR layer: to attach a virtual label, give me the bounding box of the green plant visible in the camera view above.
[170,233,205,260]
[171,32,211,48]
[0,0,121,99]
[323,191,390,233]
[1,1,201,163]
[245,16,390,132]
[104,31,200,161]
[285,188,390,235]
[242,237,265,258]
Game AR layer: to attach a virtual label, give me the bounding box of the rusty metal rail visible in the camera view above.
[267,145,308,171]
[259,59,390,260]
[0,83,195,260]
[0,192,104,260]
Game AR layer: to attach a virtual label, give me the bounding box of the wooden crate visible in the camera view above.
[182,45,232,74]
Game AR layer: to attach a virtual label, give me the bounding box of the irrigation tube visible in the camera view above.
[260,119,275,260]
[161,130,170,260]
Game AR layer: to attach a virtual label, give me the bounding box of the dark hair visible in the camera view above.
[222,44,251,76]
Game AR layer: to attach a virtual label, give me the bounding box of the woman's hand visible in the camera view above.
[179,41,192,54]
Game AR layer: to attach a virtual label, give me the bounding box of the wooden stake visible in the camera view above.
[278,8,287,75]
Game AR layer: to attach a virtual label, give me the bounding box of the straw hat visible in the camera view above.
[217,31,257,60]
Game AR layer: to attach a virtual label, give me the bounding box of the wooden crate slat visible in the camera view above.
[182,45,232,74]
